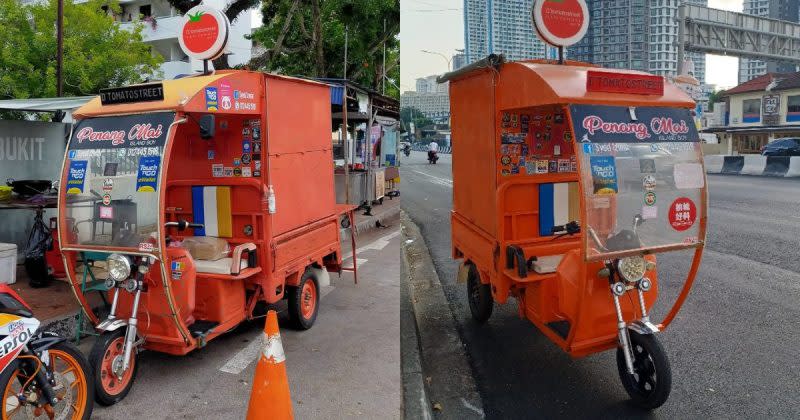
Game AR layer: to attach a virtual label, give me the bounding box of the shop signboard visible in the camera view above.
[762,94,780,126]
[531,0,589,47]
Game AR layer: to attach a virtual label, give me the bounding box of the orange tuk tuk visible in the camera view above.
[444,57,707,408]
[57,71,354,405]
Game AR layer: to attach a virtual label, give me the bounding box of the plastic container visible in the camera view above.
[0,243,18,284]
[0,186,11,201]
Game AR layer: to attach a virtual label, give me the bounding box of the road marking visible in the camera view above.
[342,230,400,260]
[220,336,263,375]
[406,168,453,188]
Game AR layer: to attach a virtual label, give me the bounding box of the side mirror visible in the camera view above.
[199,114,215,139]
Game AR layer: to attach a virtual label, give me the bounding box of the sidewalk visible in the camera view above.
[87,217,401,419]
[353,195,401,234]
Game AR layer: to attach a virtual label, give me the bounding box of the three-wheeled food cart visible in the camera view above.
[57,70,354,405]
[445,58,707,408]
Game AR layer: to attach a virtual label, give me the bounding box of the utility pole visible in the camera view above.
[343,27,351,205]
[382,19,386,94]
[56,0,64,97]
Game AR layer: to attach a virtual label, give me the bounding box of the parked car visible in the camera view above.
[761,138,800,156]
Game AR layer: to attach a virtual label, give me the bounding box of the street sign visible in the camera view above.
[762,94,780,125]
[531,0,589,47]
[178,5,230,61]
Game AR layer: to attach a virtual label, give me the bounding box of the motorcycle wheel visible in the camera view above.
[89,329,139,406]
[287,271,320,330]
[616,331,672,409]
[0,341,94,419]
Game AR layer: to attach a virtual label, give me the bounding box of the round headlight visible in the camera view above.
[617,256,646,282]
[107,254,132,281]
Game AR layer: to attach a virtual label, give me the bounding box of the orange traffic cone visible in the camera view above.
[246,310,293,420]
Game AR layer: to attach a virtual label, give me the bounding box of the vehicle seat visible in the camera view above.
[533,255,564,274]
[194,243,257,276]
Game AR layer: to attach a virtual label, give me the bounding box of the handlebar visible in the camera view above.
[551,221,581,235]
[164,220,204,231]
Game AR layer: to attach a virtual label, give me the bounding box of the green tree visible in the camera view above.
[707,89,724,111]
[400,107,432,132]
[0,0,162,103]
[249,0,400,99]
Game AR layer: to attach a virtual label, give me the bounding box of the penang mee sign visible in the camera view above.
[69,112,174,150]
[570,105,699,143]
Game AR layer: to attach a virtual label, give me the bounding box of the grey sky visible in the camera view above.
[400,0,744,91]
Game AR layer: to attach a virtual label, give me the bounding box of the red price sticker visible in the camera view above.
[668,197,697,231]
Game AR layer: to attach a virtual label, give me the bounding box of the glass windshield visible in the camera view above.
[571,105,706,261]
[63,112,175,249]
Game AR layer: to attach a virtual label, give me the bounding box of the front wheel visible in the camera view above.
[616,331,672,409]
[288,271,320,330]
[89,329,138,406]
[0,341,93,419]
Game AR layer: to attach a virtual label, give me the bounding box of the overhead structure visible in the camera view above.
[677,4,800,67]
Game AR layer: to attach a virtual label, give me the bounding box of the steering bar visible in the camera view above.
[164,220,205,231]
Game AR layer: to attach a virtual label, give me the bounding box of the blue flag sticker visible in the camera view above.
[136,156,160,192]
[66,160,88,194]
[589,156,618,195]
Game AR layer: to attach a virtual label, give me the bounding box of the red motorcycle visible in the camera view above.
[0,284,94,419]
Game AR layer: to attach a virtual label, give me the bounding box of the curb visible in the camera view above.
[705,154,800,177]
[354,204,401,234]
[401,212,485,419]
[401,250,434,420]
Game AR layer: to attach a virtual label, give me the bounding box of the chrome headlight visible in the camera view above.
[617,256,646,282]
[107,254,132,281]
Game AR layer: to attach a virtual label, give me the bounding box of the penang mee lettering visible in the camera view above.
[582,115,690,140]
[76,124,164,146]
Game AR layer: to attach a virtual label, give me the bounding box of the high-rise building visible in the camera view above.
[416,76,448,94]
[739,0,800,83]
[452,50,467,70]
[463,0,548,64]
[570,0,706,84]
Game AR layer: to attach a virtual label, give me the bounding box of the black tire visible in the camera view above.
[616,331,672,409]
[89,329,139,406]
[0,341,94,420]
[287,271,320,330]
[466,263,493,323]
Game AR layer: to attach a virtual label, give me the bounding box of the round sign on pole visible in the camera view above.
[178,5,230,61]
[531,0,589,47]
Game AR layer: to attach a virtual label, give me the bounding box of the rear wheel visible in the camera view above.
[0,341,93,419]
[288,271,320,330]
[616,331,672,409]
[89,329,138,406]
[466,263,493,323]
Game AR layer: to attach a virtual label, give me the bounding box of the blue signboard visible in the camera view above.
[66,160,87,194]
[571,105,699,143]
[136,156,161,192]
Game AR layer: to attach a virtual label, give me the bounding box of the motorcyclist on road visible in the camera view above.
[428,141,439,163]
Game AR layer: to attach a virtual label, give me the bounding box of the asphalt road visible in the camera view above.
[400,150,800,419]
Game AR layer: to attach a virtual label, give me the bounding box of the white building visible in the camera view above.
[415,76,448,94]
[400,91,450,120]
[22,0,253,80]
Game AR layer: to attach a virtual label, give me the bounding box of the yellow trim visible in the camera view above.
[0,314,21,326]
[216,186,233,237]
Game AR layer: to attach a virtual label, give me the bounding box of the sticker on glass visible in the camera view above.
[668,197,697,231]
[673,163,705,189]
[644,191,656,206]
[642,205,658,220]
[99,206,114,220]
[589,155,618,195]
[639,158,656,173]
[66,160,88,194]
[643,175,656,191]
[136,156,160,192]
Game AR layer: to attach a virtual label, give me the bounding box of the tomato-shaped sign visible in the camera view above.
[668,197,697,232]
[531,0,589,47]
[178,6,230,61]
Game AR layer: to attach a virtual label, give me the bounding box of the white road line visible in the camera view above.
[406,168,453,188]
[220,336,263,374]
[342,230,400,260]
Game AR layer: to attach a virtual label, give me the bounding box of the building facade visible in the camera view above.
[400,90,450,120]
[706,72,800,153]
[415,76,448,94]
[570,0,706,84]
[452,50,467,70]
[463,0,548,64]
[739,0,800,83]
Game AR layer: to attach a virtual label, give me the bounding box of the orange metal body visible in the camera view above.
[58,71,346,355]
[449,60,706,357]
